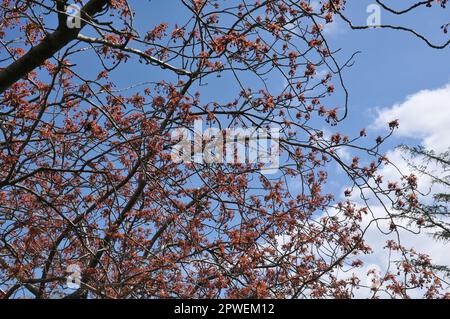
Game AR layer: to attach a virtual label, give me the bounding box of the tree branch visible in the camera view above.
[0,0,109,94]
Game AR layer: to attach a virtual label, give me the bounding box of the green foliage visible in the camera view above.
[399,145,450,242]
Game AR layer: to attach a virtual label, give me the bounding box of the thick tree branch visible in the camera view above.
[0,0,109,94]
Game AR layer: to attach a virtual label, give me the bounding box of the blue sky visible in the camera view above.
[122,0,450,152]
[21,0,450,297]
[321,0,449,138]
[76,0,449,147]
[67,0,450,298]
[314,1,450,198]
[309,1,450,296]
[108,0,450,218]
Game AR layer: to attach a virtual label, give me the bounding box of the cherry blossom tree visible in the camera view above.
[0,0,448,299]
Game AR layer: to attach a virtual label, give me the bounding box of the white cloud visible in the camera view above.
[373,84,450,152]
[351,83,450,297]
[271,84,450,298]
[347,202,450,298]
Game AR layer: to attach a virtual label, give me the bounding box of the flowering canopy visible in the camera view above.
[0,0,449,298]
